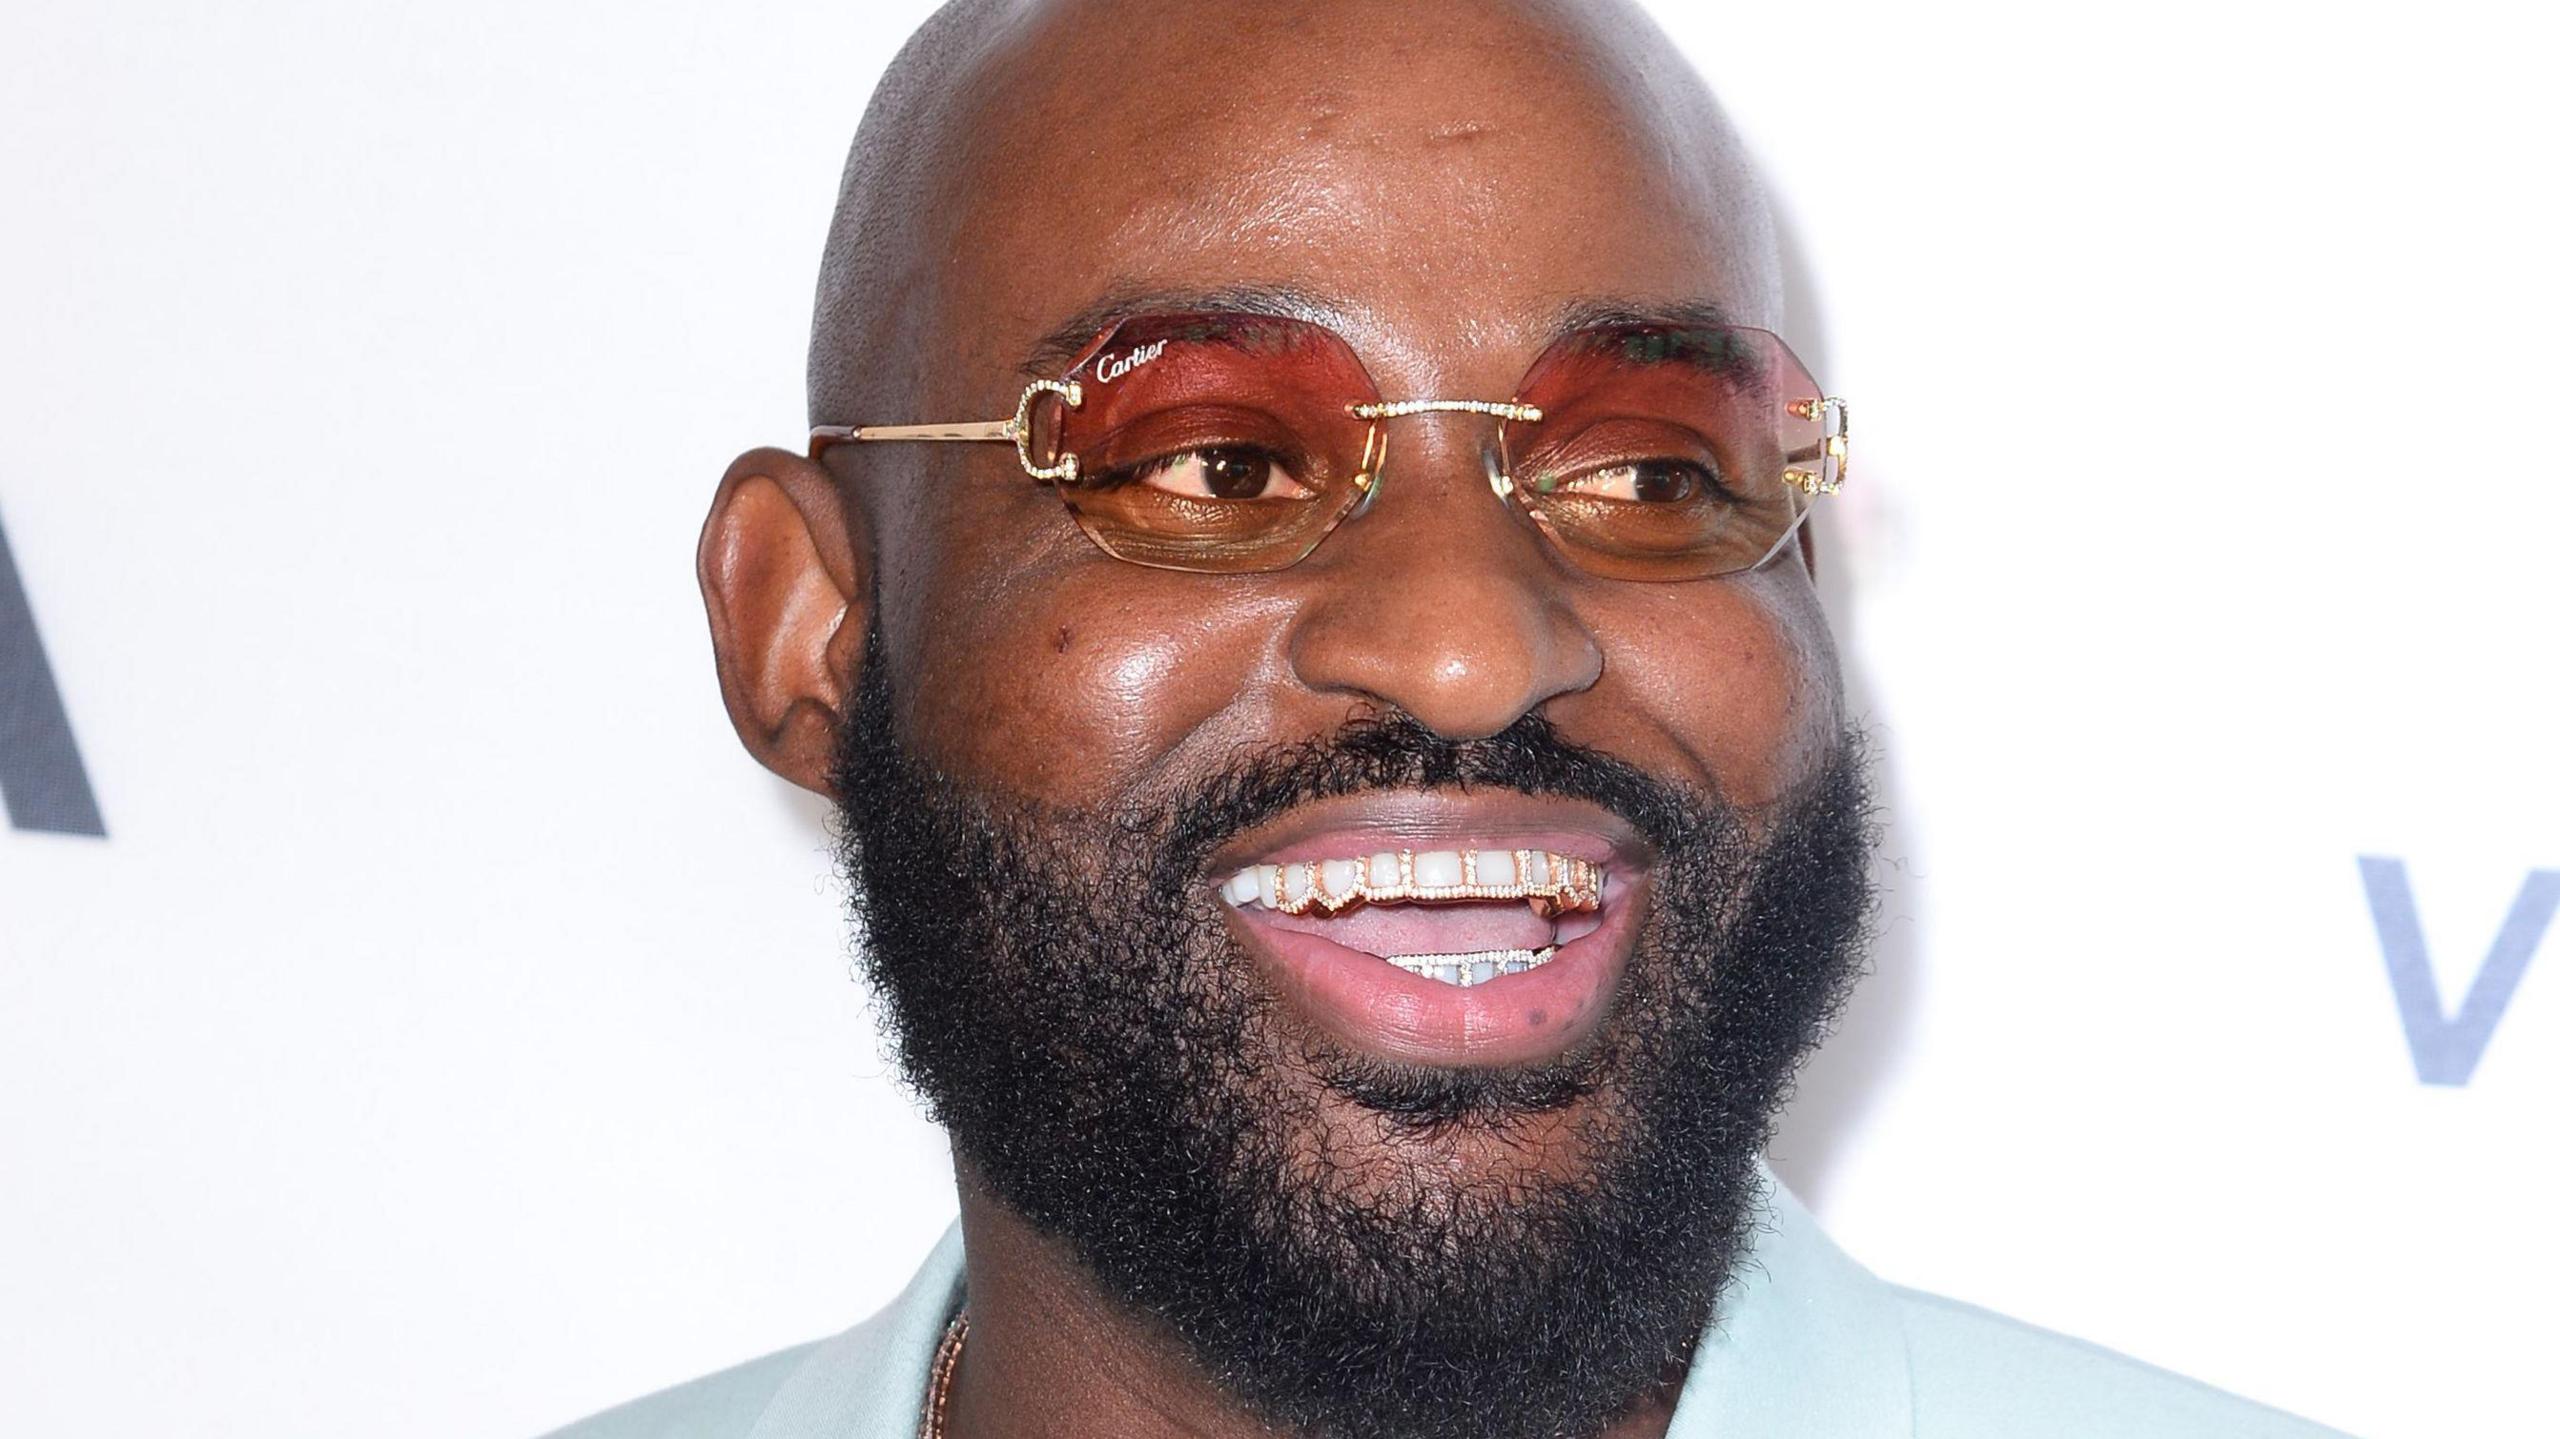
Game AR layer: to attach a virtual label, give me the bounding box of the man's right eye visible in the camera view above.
[1129,446,1314,501]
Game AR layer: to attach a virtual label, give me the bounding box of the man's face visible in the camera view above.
[713,4,1873,1437]
[867,10,1840,833]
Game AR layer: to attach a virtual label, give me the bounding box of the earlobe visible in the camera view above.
[698,447,870,796]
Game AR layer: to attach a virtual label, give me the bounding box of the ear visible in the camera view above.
[698,447,870,796]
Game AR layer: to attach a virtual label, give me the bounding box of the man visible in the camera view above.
[556,1,2343,1435]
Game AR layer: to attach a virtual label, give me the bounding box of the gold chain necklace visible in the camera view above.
[919,1310,969,1439]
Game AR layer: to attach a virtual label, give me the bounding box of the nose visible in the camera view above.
[1283,423,1602,739]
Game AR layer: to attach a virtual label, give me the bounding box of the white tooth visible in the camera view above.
[1256,864,1284,908]
[1320,858,1361,901]
[1436,963,1463,985]
[1367,851,1403,895]
[1527,850,1552,885]
[1413,850,1465,888]
[1220,872,1246,905]
[1288,862,1320,907]
[1475,850,1518,886]
[1468,960,1496,985]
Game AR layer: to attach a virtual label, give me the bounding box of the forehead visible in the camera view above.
[920,0,1768,386]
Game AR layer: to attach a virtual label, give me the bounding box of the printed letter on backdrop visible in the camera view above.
[2358,856,2555,1086]
[0,509,106,837]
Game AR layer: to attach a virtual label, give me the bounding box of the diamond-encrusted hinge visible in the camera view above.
[1784,395,1848,495]
[1009,378,1083,482]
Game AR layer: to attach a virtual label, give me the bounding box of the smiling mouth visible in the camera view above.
[1220,848,1609,987]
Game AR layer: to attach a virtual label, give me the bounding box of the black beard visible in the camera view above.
[830,652,1877,1439]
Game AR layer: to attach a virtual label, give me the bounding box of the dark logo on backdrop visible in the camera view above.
[2359,856,2554,1086]
[0,508,105,836]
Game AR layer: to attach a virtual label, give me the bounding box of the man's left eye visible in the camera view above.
[1551,460,1722,504]
[1135,446,1314,501]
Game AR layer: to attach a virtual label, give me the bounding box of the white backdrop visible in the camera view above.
[3,3,2552,1437]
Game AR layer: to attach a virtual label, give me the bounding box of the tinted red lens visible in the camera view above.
[1503,325,1826,580]
[1041,313,1382,573]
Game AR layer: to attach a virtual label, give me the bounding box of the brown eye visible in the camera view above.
[1134,446,1314,501]
[1551,460,1720,504]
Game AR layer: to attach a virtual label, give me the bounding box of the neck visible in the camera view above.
[940,1158,1686,1439]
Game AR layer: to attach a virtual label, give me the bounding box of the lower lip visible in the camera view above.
[1225,882,1641,1069]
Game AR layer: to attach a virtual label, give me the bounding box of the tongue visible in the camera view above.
[1258,901,1553,958]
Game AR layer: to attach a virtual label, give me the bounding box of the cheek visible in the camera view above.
[1577,571,1839,809]
[892,556,1275,810]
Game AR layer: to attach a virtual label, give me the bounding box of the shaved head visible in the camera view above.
[805,0,1006,426]
[808,0,1780,430]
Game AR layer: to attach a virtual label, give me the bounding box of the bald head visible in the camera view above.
[807,0,1779,428]
[805,0,1008,426]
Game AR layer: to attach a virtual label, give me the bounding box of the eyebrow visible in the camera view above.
[1014,289,1742,377]
[1552,295,1736,334]
[1016,281,1345,376]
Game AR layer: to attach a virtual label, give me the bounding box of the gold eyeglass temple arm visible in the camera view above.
[810,420,1014,444]
[810,379,1085,482]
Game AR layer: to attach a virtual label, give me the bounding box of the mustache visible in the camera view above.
[1148,707,1731,886]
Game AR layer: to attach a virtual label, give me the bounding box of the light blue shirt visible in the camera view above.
[547,1169,2347,1438]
